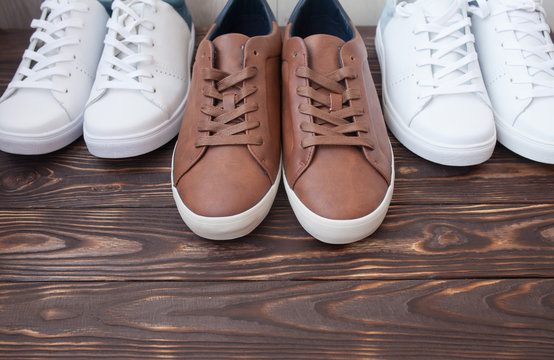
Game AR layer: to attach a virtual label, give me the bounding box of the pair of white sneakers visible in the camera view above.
[0,0,195,158]
[377,0,554,165]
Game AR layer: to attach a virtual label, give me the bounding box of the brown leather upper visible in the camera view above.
[282,23,393,220]
[173,22,282,217]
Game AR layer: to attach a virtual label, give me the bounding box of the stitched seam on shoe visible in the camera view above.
[154,66,186,82]
[75,64,94,79]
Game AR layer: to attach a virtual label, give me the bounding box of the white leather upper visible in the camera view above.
[411,93,496,146]
[381,7,431,125]
[0,0,108,136]
[85,89,166,137]
[85,0,192,139]
[379,0,495,146]
[471,0,554,142]
[515,97,554,143]
[0,89,70,135]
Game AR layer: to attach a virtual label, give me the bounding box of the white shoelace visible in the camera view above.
[95,0,157,93]
[8,0,89,93]
[471,0,554,99]
[397,0,485,99]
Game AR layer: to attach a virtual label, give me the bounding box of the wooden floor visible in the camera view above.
[0,27,553,359]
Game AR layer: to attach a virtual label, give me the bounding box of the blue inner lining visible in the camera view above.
[162,0,193,29]
[208,0,275,40]
[288,0,354,41]
[98,0,113,15]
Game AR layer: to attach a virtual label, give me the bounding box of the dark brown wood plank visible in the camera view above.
[0,1,41,30]
[1,137,553,209]
[0,280,552,359]
[0,139,175,208]
[1,204,552,281]
[0,30,29,89]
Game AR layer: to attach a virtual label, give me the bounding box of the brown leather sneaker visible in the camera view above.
[282,0,395,244]
[172,0,281,240]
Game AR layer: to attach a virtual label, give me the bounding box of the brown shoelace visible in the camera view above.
[296,66,374,149]
[196,66,262,147]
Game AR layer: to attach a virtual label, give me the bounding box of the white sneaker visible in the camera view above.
[376,0,497,166]
[0,0,109,155]
[84,0,195,158]
[470,0,554,164]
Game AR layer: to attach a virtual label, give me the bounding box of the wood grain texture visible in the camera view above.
[0,280,553,359]
[1,136,553,209]
[0,0,41,30]
[0,204,552,281]
[0,26,553,360]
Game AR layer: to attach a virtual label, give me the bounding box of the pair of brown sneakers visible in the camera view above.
[172,0,394,244]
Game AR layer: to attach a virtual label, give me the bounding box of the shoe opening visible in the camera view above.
[209,0,275,40]
[289,0,354,41]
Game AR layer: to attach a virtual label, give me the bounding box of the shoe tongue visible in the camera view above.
[211,33,250,126]
[112,1,148,65]
[494,0,552,83]
[418,0,457,18]
[124,1,147,27]
[212,33,250,73]
[304,34,345,74]
[304,35,345,128]
[417,0,470,85]
[40,0,72,62]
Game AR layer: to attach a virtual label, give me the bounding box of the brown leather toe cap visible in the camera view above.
[293,146,389,220]
[175,145,273,218]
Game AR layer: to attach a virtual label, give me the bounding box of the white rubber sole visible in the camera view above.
[496,117,554,164]
[283,157,395,245]
[0,114,83,155]
[171,149,282,240]
[84,25,196,159]
[375,24,496,167]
